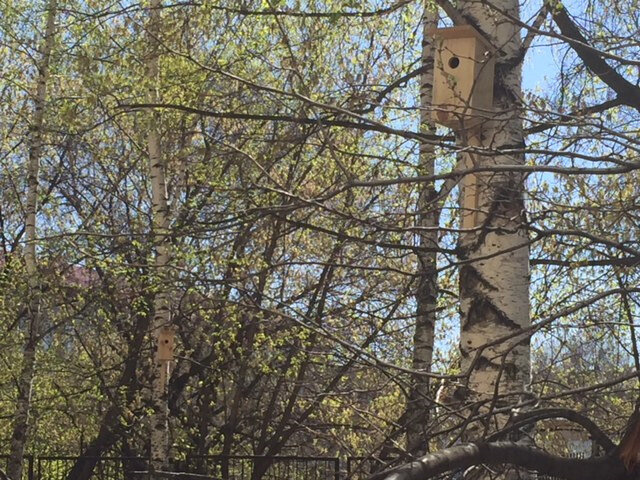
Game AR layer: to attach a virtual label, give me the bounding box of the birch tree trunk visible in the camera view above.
[456,0,531,440]
[145,0,172,469]
[7,1,57,478]
[406,2,439,457]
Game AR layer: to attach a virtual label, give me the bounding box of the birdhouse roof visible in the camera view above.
[429,25,494,51]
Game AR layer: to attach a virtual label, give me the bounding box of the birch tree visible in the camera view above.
[7,1,57,478]
[145,0,173,468]
[455,0,531,438]
[406,1,439,457]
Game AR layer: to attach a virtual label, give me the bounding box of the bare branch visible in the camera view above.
[487,408,616,453]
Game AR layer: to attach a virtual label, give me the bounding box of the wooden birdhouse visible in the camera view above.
[430,25,495,129]
[157,326,175,361]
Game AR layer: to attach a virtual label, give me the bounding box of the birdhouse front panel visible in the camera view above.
[157,326,175,361]
[430,26,495,129]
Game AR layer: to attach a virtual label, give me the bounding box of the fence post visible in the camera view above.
[27,455,34,480]
[334,457,340,480]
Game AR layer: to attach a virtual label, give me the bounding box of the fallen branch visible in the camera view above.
[366,442,631,480]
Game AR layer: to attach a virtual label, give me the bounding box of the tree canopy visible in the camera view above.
[0,0,639,479]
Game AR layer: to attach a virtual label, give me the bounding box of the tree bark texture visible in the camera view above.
[8,1,58,478]
[146,0,173,469]
[456,0,530,436]
[406,1,438,457]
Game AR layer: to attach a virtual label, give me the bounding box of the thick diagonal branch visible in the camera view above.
[551,5,640,110]
[368,442,630,480]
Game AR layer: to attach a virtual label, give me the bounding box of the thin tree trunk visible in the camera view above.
[406,2,438,458]
[8,1,57,478]
[145,0,172,469]
[456,0,530,439]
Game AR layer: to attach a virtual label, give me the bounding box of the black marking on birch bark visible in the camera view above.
[471,355,494,371]
[460,267,522,331]
[500,361,520,382]
[460,265,498,294]
[493,186,526,225]
[493,66,522,104]
[463,294,522,332]
[495,141,526,151]
[416,279,437,308]
[499,49,528,70]
[461,352,520,384]
[414,344,434,356]
[461,184,525,253]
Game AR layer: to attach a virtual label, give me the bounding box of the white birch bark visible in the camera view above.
[145,0,172,469]
[7,1,57,478]
[406,2,438,457]
[456,0,531,437]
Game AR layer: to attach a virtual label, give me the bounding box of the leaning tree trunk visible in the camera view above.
[7,1,57,478]
[456,0,530,441]
[406,2,439,458]
[145,0,173,469]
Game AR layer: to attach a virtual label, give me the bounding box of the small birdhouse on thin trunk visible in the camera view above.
[430,25,495,130]
[157,326,175,361]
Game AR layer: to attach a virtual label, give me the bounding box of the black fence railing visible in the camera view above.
[1,455,340,480]
[345,456,397,480]
[35,455,147,480]
[0,455,34,480]
[176,455,339,480]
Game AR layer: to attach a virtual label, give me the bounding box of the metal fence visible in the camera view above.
[0,453,585,480]
[0,455,339,480]
[345,457,396,480]
[35,456,147,480]
[176,455,339,480]
[0,455,34,480]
